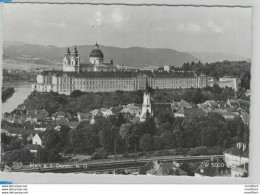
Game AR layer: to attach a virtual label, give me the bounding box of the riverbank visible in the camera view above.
[2,87,15,103]
[2,82,32,113]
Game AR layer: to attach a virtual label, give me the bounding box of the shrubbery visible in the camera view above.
[91,148,108,160]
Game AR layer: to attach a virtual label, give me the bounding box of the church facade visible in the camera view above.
[32,43,208,95]
[62,43,116,73]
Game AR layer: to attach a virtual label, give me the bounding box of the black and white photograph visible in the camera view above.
[1,3,251,178]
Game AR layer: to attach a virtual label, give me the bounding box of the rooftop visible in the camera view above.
[224,147,249,158]
[233,163,249,172]
[39,70,199,79]
[176,108,207,117]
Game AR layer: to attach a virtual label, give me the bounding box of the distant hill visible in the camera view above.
[3,41,200,68]
[4,41,250,69]
[188,51,249,63]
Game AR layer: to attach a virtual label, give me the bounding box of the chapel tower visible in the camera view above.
[140,80,152,122]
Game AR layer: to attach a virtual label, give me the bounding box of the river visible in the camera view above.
[2,82,32,114]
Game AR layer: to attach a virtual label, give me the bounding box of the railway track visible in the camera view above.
[11,155,223,173]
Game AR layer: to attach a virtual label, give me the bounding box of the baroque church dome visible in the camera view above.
[89,43,104,58]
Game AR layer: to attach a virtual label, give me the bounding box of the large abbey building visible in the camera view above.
[32,43,208,95]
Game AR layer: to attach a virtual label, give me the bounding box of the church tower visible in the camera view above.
[140,80,152,122]
[71,46,80,73]
[63,46,80,72]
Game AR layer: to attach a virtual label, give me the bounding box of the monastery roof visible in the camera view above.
[152,70,196,78]
[39,70,198,79]
[80,62,94,67]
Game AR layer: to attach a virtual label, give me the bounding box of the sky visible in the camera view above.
[3,4,252,58]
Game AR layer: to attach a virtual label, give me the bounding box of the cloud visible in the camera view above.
[46,21,66,28]
[3,4,251,57]
[91,8,124,28]
[177,21,223,35]
[177,23,202,33]
[206,20,223,33]
[111,8,124,27]
[94,10,103,26]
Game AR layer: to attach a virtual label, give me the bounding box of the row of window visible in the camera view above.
[73,85,134,90]
[42,76,207,84]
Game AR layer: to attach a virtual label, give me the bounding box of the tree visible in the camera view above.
[157,122,172,134]
[140,116,156,135]
[91,148,108,160]
[70,90,83,98]
[182,129,197,148]
[207,113,230,147]
[99,125,117,153]
[240,71,251,89]
[139,134,153,152]
[3,150,21,165]
[119,123,133,148]
[110,125,120,159]
[119,123,140,152]
[243,125,250,145]
[183,89,205,104]
[21,150,35,164]
[160,131,175,149]
[172,117,183,132]
[1,133,11,146]
[173,129,184,148]
[3,149,34,165]
[47,149,61,163]
[69,123,99,154]
[153,135,164,150]
[116,113,126,127]
[158,113,174,124]
[36,147,49,163]
[57,125,71,149]
[68,130,78,153]
[43,129,60,150]
[212,83,222,94]
[200,126,218,147]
